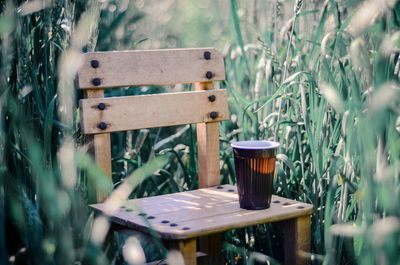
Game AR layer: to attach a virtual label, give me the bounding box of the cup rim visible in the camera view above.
[231,140,280,150]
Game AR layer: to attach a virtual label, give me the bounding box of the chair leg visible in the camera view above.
[280,215,311,265]
[166,238,197,265]
[198,233,222,265]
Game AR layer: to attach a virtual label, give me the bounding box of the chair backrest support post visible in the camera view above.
[195,81,220,188]
[84,89,112,202]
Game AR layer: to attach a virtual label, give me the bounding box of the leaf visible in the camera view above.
[229,85,252,106]
[330,223,364,237]
[369,81,400,113]
[319,83,345,114]
[0,15,14,35]
[44,95,57,163]
[125,155,170,188]
[253,71,312,113]
[276,154,295,174]
[132,38,148,49]
[230,0,251,76]
[75,152,113,201]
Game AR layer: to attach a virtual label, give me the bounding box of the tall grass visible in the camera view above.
[1,0,400,264]
[0,1,143,264]
[221,0,400,264]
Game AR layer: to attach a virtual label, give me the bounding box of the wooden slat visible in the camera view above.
[79,89,229,134]
[90,185,313,239]
[77,48,225,89]
[196,82,220,188]
[84,89,112,202]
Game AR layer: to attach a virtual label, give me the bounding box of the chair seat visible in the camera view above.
[90,184,313,240]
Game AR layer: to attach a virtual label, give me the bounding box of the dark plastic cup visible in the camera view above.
[231,140,280,210]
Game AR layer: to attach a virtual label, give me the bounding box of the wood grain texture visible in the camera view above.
[196,122,220,188]
[90,185,313,240]
[77,48,225,89]
[195,82,220,188]
[280,215,311,265]
[79,89,229,134]
[83,89,112,202]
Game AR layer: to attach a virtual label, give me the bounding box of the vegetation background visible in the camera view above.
[1,0,400,264]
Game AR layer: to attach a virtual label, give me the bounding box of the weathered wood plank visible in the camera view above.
[90,185,313,239]
[79,90,229,134]
[77,48,225,89]
[195,82,220,188]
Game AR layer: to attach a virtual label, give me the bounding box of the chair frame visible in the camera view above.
[77,48,311,265]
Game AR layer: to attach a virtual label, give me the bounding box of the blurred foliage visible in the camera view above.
[1,0,400,265]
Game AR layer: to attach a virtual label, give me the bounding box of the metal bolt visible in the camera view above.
[91,59,99,68]
[208,95,216,102]
[98,122,107,130]
[92,78,101,86]
[203,51,211,60]
[97,103,106,110]
[205,71,213,79]
[210,111,218,119]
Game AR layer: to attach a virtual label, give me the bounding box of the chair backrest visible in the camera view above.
[76,48,228,202]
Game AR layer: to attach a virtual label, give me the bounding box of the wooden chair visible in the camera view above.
[77,48,313,265]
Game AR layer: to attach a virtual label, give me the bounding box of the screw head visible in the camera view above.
[203,51,211,60]
[92,78,101,86]
[210,111,218,119]
[98,122,107,130]
[205,71,213,79]
[90,59,99,68]
[97,103,106,110]
[208,95,216,102]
